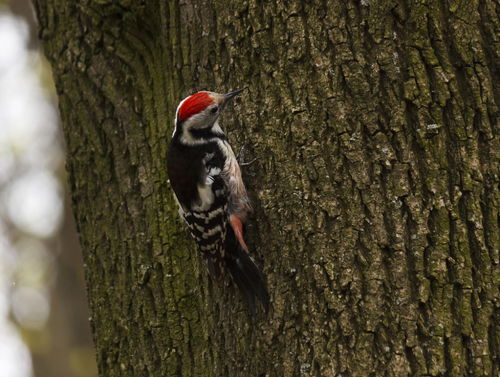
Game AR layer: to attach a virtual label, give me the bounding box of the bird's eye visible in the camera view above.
[211,106,218,114]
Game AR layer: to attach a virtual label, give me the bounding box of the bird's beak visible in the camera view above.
[224,88,245,102]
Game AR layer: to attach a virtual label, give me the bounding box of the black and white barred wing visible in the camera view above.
[181,154,229,278]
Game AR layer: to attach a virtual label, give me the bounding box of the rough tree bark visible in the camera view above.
[34,0,498,376]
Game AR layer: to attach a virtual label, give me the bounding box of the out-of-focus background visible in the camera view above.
[0,0,98,376]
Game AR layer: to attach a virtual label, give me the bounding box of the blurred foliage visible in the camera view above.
[0,1,97,376]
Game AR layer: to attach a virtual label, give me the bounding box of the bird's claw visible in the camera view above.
[237,146,258,166]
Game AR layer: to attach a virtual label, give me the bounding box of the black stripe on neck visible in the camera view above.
[189,127,226,140]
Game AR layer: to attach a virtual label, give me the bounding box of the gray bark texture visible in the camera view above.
[34,0,498,376]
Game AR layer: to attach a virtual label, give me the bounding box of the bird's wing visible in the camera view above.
[217,140,251,219]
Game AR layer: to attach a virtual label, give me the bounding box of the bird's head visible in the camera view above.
[174,89,245,132]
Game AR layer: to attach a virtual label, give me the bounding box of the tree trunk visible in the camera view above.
[34,0,498,376]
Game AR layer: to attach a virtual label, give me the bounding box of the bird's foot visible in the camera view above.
[237,146,257,166]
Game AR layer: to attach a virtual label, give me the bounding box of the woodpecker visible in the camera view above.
[167,89,269,314]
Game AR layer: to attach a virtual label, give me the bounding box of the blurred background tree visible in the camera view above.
[0,1,97,376]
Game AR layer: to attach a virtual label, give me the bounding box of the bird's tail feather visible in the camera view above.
[224,228,270,315]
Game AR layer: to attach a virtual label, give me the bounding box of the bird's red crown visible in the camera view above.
[178,91,213,121]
